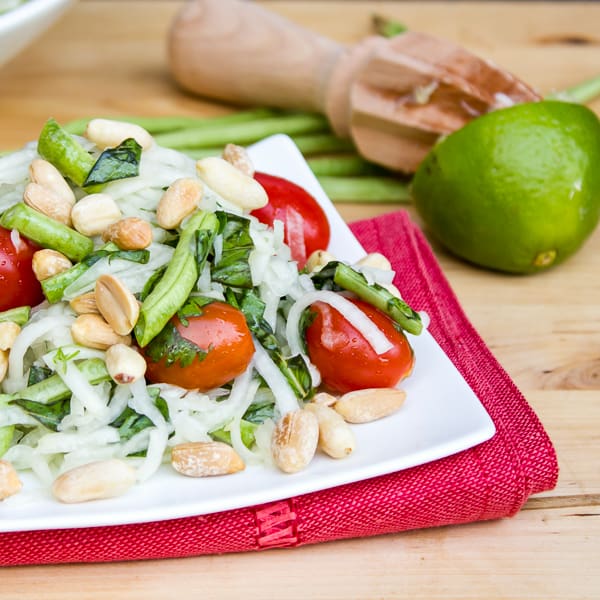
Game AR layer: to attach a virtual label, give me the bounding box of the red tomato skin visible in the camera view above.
[251,172,330,268]
[0,227,44,312]
[304,298,414,394]
[144,302,254,392]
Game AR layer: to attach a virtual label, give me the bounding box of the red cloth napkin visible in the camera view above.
[0,210,558,566]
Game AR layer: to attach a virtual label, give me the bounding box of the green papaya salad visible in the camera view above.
[0,117,423,504]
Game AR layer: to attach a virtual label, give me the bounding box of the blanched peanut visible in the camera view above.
[312,391,338,407]
[305,402,356,458]
[196,157,268,210]
[69,291,99,315]
[94,274,139,335]
[84,118,154,150]
[171,441,245,477]
[32,249,72,281]
[0,321,20,351]
[71,314,132,350]
[356,252,392,271]
[71,193,122,236]
[52,459,137,503]
[334,388,407,424]
[23,182,73,226]
[156,178,202,230]
[222,143,254,177]
[105,343,146,385]
[102,217,153,250]
[29,158,76,206]
[0,460,22,501]
[305,250,336,273]
[271,409,319,473]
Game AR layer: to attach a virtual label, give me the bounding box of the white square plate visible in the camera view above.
[0,135,495,532]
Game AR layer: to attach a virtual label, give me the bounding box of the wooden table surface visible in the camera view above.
[1,2,599,598]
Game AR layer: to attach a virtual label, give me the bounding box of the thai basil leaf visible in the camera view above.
[176,296,215,327]
[13,398,70,431]
[83,138,142,187]
[231,288,313,400]
[111,391,169,443]
[243,399,276,424]
[144,320,206,367]
[195,226,217,275]
[27,365,53,386]
[211,211,254,288]
[83,247,150,268]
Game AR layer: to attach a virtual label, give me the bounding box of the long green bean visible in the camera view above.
[0,203,93,262]
[135,211,219,347]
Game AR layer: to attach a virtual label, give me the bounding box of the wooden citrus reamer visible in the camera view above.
[168,0,540,172]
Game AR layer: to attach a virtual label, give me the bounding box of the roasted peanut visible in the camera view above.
[52,459,137,503]
[94,274,139,335]
[171,441,245,477]
[0,321,20,351]
[196,157,268,210]
[102,217,153,250]
[156,178,202,229]
[305,402,356,459]
[271,409,319,474]
[84,118,154,150]
[222,143,254,177]
[23,182,73,225]
[29,158,76,206]
[71,314,132,350]
[334,388,407,424]
[71,193,122,236]
[0,460,22,501]
[105,343,147,385]
[31,249,73,281]
[69,291,99,315]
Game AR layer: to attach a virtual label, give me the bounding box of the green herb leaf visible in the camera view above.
[144,320,206,368]
[27,365,53,386]
[111,391,169,443]
[211,212,254,288]
[14,398,71,431]
[232,288,313,400]
[83,138,142,187]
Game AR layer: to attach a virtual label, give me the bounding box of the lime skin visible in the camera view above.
[412,101,600,274]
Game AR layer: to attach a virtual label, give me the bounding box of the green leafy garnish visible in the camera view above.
[144,319,206,368]
[83,138,142,187]
[13,398,71,432]
[111,391,169,443]
[211,212,254,288]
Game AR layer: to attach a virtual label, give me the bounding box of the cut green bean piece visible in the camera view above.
[317,175,412,203]
[41,263,89,304]
[135,210,219,347]
[153,113,328,149]
[333,263,422,335]
[9,358,110,405]
[63,108,280,136]
[0,203,93,262]
[37,118,95,187]
[0,306,30,326]
[547,74,600,104]
[307,155,386,177]
[291,133,355,155]
[372,14,408,38]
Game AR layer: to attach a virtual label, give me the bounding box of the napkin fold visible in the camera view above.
[0,210,558,566]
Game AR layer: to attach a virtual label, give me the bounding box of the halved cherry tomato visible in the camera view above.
[0,226,44,312]
[144,301,254,392]
[304,298,414,394]
[252,172,330,269]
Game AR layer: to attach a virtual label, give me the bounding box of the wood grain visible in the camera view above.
[0,2,599,598]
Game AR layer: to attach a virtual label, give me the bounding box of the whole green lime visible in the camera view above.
[412,100,600,273]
